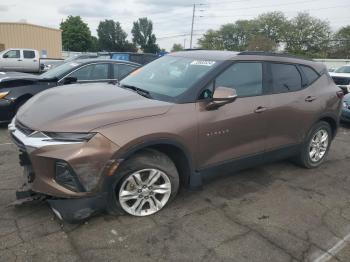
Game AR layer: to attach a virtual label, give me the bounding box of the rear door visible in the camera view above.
[197,61,271,169]
[21,50,38,72]
[264,62,321,150]
[1,49,21,71]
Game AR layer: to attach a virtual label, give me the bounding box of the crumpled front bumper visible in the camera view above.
[8,118,121,222]
[48,193,108,222]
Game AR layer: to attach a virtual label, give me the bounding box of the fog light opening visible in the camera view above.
[55,161,85,192]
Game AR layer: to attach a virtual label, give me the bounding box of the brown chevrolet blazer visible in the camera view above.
[9,50,343,222]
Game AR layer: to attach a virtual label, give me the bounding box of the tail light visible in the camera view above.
[336,90,344,99]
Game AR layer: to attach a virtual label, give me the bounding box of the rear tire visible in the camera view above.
[110,149,179,217]
[294,121,332,168]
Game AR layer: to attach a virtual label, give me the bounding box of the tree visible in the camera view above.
[255,12,290,44]
[221,20,258,51]
[198,29,224,50]
[331,26,350,58]
[285,13,331,57]
[97,20,131,52]
[247,35,277,51]
[60,16,92,52]
[171,43,184,52]
[89,36,99,52]
[132,18,160,53]
[198,20,257,51]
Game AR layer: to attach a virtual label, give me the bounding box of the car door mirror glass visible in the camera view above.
[63,76,77,85]
[206,86,237,110]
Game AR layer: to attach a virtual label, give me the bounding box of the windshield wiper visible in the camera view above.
[121,84,152,99]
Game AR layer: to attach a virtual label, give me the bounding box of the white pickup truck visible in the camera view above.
[0,48,42,73]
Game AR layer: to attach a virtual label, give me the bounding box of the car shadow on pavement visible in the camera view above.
[340,122,350,129]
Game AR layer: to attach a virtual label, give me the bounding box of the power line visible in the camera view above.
[199,4,350,18]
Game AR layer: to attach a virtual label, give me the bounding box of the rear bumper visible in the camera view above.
[0,99,15,123]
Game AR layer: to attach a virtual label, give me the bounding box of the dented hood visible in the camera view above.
[16,83,172,132]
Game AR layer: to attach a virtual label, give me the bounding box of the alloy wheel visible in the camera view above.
[309,128,329,163]
[118,168,172,216]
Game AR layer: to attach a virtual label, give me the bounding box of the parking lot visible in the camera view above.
[0,124,349,262]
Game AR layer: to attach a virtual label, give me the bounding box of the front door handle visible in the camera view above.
[17,59,22,61]
[254,106,268,113]
[305,96,316,102]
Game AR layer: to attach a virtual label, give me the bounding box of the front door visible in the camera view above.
[63,63,111,84]
[1,49,21,71]
[196,61,271,169]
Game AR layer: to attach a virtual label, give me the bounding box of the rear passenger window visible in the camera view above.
[215,62,263,97]
[23,50,35,59]
[271,63,302,93]
[300,65,319,85]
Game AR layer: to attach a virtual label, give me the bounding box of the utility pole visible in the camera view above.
[190,4,196,49]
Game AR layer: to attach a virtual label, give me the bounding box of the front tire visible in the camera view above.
[295,121,332,168]
[111,149,179,217]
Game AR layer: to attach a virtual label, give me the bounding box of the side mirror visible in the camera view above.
[63,76,77,85]
[206,86,238,110]
[3,54,8,58]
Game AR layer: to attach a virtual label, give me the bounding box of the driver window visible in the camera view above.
[4,50,20,59]
[215,62,263,97]
[69,64,109,81]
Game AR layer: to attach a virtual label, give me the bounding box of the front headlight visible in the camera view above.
[0,91,9,99]
[42,132,96,142]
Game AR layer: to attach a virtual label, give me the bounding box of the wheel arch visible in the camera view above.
[116,139,197,188]
[317,113,339,138]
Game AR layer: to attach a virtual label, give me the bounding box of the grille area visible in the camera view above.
[15,120,34,136]
[332,77,350,85]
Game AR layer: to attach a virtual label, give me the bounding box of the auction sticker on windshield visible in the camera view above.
[190,60,216,66]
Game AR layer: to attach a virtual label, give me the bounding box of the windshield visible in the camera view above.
[120,55,218,101]
[40,62,81,79]
[335,66,350,73]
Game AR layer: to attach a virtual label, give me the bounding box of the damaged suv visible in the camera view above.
[9,51,343,222]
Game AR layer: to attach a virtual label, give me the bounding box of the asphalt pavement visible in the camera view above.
[0,124,350,262]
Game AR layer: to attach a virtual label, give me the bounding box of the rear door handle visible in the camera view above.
[17,59,22,61]
[305,96,316,102]
[254,106,268,113]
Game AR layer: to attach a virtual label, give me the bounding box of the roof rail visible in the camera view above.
[237,51,313,61]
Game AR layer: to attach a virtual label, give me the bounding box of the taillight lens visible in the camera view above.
[336,90,344,99]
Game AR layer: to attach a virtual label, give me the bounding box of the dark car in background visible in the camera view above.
[341,93,350,122]
[0,59,140,123]
[110,52,161,65]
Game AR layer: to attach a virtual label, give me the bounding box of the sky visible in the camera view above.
[0,0,349,51]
